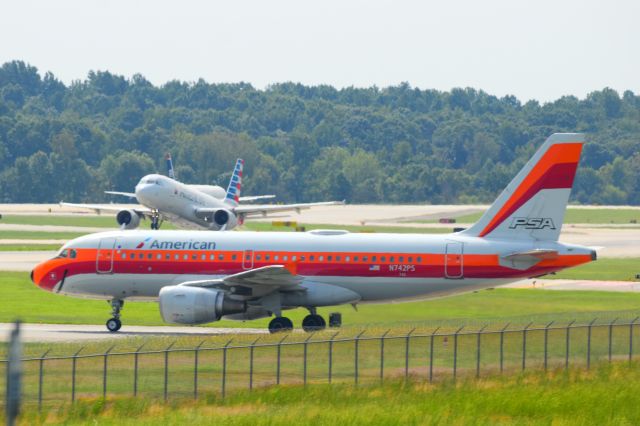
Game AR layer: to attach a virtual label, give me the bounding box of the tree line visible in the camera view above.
[0,60,638,205]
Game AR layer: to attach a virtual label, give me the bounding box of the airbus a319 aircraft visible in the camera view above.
[63,156,343,230]
[34,134,596,333]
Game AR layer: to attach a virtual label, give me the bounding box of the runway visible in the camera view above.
[0,323,266,342]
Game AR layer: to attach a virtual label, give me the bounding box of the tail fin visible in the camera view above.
[166,153,176,180]
[224,159,244,206]
[461,133,584,241]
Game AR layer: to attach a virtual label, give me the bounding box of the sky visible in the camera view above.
[1,0,638,102]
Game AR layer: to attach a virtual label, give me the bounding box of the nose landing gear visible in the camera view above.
[106,299,124,332]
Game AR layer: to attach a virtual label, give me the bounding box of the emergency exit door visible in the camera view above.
[96,237,117,274]
[445,241,464,279]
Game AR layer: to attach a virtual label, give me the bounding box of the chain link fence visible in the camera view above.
[2,318,640,408]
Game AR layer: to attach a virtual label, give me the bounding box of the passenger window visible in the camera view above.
[210,254,215,260]
[232,254,237,260]
[183,254,188,260]
[381,256,386,262]
[336,256,341,261]
[363,256,368,262]
[265,255,270,261]
[408,257,413,263]
[121,253,126,259]
[201,254,206,260]
[390,256,395,262]
[345,256,350,262]
[354,256,358,262]
[319,255,324,261]
[300,255,305,261]
[130,254,135,260]
[192,254,197,260]
[328,255,332,261]
[139,253,144,259]
[218,254,224,260]
[157,254,162,260]
[274,255,279,261]
[417,257,422,263]
[372,256,376,262]
[292,256,297,261]
[175,254,179,260]
[166,254,170,260]
[310,255,315,261]
[399,256,404,262]
[256,255,262,261]
[283,255,288,261]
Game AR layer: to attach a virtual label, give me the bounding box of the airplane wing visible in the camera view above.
[105,191,137,198]
[238,195,276,202]
[59,202,152,216]
[234,200,345,216]
[179,265,302,289]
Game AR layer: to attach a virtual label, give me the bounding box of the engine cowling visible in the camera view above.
[212,209,238,230]
[159,286,246,325]
[116,209,141,229]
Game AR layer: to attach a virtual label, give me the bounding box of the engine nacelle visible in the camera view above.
[158,286,246,325]
[212,209,238,230]
[116,209,141,229]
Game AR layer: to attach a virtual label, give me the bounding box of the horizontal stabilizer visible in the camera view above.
[499,249,558,270]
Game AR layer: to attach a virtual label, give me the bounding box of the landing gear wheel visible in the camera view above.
[106,318,122,332]
[150,211,161,230]
[302,314,326,332]
[268,317,293,333]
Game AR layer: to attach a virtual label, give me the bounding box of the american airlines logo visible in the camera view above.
[149,240,216,250]
[509,217,556,230]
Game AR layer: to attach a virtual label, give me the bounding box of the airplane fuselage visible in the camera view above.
[32,229,595,304]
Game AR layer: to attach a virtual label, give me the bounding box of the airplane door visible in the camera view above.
[242,249,254,270]
[96,237,117,274]
[445,241,464,279]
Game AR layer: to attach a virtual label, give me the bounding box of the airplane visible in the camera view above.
[62,157,343,230]
[33,133,596,333]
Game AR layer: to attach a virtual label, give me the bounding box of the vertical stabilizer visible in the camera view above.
[460,133,584,241]
[224,159,244,207]
[166,153,176,180]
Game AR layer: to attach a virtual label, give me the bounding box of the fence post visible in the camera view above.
[405,328,416,380]
[476,325,487,378]
[522,322,533,371]
[133,343,145,397]
[194,341,204,399]
[354,331,365,385]
[499,323,510,373]
[102,345,115,400]
[276,335,287,385]
[303,334,313,386]
[163,341,176,402]
[453,326,464,379]
[608,318,618,362]
[221,339,233,398]
[71,346,84,403]
[429,327,440,383]
[249,337,261,391]
[565,320,575,370]
[544,321,554,371]
[587,318,597,369]
[629,317,639,363]
[379,330,390,383]
[328,332,339,384]
[38,349,51,411]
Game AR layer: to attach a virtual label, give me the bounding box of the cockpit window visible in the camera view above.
[69,249,77,259]
[57,249,68,258]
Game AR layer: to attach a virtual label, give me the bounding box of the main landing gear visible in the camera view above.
[106,299,124,332]
[267,309,340,333]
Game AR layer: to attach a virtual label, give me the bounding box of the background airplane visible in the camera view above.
[37,134,596,333]
[62,157,344,230]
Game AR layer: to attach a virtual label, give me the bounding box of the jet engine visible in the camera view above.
[210,209,238,230]
[159,286,246,324]
[116,209,141,229]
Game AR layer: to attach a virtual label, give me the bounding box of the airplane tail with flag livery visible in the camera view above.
[224,159,244,207]
[461,133,584,242]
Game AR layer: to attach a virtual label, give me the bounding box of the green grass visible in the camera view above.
[550,257,640,281]
[451,208,640,225]
[0,230,86,240]
[15,362,640,425]
[0,244,62,251]
[5,269,640,331]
